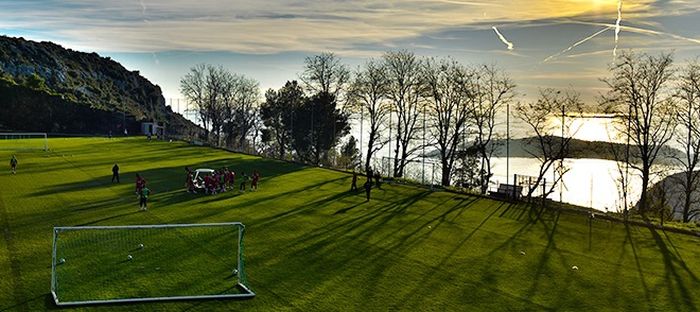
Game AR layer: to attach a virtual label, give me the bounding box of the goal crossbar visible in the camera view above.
[51,222,255,306]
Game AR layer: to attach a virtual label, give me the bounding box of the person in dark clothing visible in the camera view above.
[251,171,260,191]
[350,171,358,191]
[9,155,18,174]
[240,173,249,192]
[111,163,120,183]
[364,177,372,201]
[374,171,381,189]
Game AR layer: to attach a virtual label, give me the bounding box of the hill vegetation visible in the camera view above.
[0,35,199,136]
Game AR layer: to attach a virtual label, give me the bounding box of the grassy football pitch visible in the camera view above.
[0,137,698,311]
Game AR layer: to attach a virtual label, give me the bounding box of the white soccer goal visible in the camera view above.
[50,223,255,306]
[0,132,48,151]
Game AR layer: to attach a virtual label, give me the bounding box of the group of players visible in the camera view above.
[186,167,260,195]
[351,167,382,201]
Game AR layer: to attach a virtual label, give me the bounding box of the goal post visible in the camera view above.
[0,132,48,151]
[50,222,255,306]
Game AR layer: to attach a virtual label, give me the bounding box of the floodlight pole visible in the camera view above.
[388,110,392,177]
[359,105,363,169]
[506,100,510,184]
[561,102,564,203]
[422,104,426,184]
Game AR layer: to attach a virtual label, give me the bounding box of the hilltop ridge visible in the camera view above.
[0,35,199,136]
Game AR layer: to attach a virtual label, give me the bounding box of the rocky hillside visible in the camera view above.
[0,35,199,136]
[644,172,700,222]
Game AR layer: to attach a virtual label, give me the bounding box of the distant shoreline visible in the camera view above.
[487,136,683,163]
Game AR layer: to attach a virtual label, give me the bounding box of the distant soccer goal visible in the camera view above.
[0,132,48,151]
[50,223,254,306]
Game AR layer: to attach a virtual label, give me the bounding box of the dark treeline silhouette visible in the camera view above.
[180,50,700,223]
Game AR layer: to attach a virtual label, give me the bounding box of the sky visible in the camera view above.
[2,0,700,112]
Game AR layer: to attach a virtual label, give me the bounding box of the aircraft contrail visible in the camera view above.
[613,0,623,58]
[492,26,514,50]
[138,0,150,24]
[566,19,700,45]
[543,27,611,63]
[138,0,158,65]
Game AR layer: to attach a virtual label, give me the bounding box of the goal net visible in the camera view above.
[0,132,48,151]
[50,223,254,306]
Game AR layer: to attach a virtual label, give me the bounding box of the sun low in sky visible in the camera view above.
[1,0,699,104]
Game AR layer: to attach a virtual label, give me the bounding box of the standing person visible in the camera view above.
[219,170,227,193]
[364,177,372,201]
[239,172,248,192]
[228,169,236,190]
[135,173,144,194]
[251,171,259,191]
[212,173,219,195]
[204,175,211,194]
[111,163,120,183]
[350,171,358,191]
[9,155,18,174]
[184,167,192,192]
[139,185,151,211]
[186,171,195,193]
[374,171,382,189]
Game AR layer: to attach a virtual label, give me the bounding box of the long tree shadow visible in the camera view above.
[645,225,699,311]
[523,210,562,299]
[254,191,490,307]
[269,190,435,254]
[624,223,653,310]
[395,201,515,308]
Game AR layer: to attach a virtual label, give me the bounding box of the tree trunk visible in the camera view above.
[480,153,491,195]
[684,173,692,223]
[441,158,451,186]
[365,134,376,173]
[639,165,650,215]
[393,135,401,177]
[278,136,285,159]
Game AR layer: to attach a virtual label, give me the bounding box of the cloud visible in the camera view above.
[0,0,680,55]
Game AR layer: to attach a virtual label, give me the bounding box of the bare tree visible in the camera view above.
[602,52,677,215]
[383,50,426,178]
[204,65,228,145]
[180,64,209,139]
[300,52,350,101]
[349,58,390,173]
[515,88,584,198]
[672,59,700,222]
[224,75,260,149]
[423,57,473,186]
[470,65,516,194]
